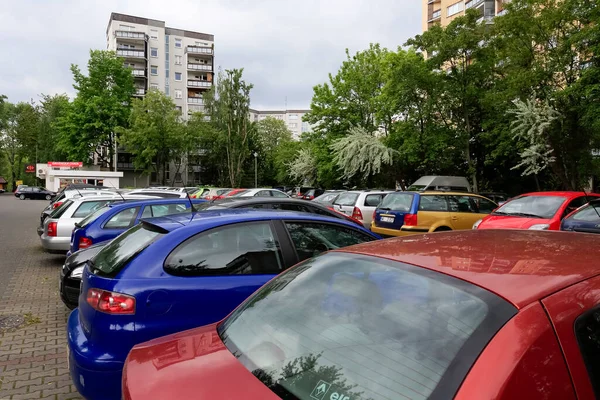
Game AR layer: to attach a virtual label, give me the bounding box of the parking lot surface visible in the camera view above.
[0,194,81,399]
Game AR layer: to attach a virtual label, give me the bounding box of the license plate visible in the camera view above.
[381,216,395,223]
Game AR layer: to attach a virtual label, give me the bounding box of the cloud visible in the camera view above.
[0,0,421,109]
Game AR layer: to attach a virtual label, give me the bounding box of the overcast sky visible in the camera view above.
[0,0,421,110]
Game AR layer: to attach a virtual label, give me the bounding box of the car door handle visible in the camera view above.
[451,216,458,220]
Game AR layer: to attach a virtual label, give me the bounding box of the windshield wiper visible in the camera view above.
[495,211,544,218]
[378,207,391,211]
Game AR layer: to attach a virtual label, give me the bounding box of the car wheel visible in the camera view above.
[19,194,25,200]
[434,226,452,232]
[45,195,51,200]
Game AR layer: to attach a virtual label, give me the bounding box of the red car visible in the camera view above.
[475,191,600,230]
[123,230,600,400]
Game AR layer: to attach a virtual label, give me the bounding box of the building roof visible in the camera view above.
[0,176,6,184]
[249,109,310,115]
[107,12,214,41]
[338,229,600,309]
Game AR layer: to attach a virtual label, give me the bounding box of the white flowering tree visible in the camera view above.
[287,148,317,185]
[509,96,560,182]
[330,126,397,181]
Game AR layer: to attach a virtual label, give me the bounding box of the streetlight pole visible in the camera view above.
[253,152,258,188]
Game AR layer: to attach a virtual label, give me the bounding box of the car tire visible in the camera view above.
[19,194,25,200]
[45,195,51,200]
[434,226,452,232]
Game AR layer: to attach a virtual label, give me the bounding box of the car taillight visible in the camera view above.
[52,201,63,209]
[352,207,363,220]
[404,214,418,226]
[372,210,377,221]
[47,222,57,237]
[87,289,135,314]
[79,237,93,249]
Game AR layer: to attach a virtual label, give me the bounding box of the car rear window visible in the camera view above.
[77,205,112,228]
[219,253,515,400]
[333,192,359,206]
[49,200,74,218]
[90,223,165,277]
[379,193,414,212]
[72,200,114,218]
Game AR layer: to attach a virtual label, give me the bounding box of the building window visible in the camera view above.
[447,1,464,16]
[175,55,182,65]
[119,24,135,31]
[151,47,158,57]
[288,123,298,129]
[175,106,182,113]
[288,114,298,120]
[150,83,159,90]
[302,122,310,133]
[150,65,158,75]
[175,72,182,81]
[175,38,182,48]
[150,29,158,40]
[174,89,183,99]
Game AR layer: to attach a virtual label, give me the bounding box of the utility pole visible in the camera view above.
[254,152,258,188]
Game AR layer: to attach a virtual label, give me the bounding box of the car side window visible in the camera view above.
[448,196,477,213]
[164,222,283,276]
[271,190,288,198]
[474,197,497,214]
[572,204,600,221]
[575,306,600,397]
[72,200,112,218]
[419,195,448,212]
[563,196,590,219]
[104,207,140,229]
[364,194,384,207]
[271,203,305,212]
[256,190,272,197]
[285,222,375,263]
[141,206,153,219]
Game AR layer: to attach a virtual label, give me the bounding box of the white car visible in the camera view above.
[126,189,190,199]
[332,190,393,228]
[39,195,156,252]
[229,188,290,198]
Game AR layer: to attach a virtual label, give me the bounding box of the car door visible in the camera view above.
[542,275,600,400]
[447,195,481,230]
[283,220,378,263]
[158,221,289,330]
[361,193,387,227]
[30,187,41,199]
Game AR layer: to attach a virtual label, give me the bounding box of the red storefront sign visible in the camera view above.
[47,161,83,168]
[24,164,35,173]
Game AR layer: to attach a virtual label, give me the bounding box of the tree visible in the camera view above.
[287,148,317,185]
[203,68,253,187]
[37,94,71,162]
[254,117,293,185]
[120,90,183,185]
[330,126,397,181]
[57,50,135,168]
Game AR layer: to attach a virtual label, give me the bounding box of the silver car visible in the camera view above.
[332,190,393,229]
[40,195,155,252]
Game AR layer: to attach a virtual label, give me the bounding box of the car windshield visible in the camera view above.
[77,205,112,228]
[494,195,567,219]
[91,223,165,277]
[219,253,514,400]
[333,192,359,206]
[378,193,414,211]
[230,190,251,197]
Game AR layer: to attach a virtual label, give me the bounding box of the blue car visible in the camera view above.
[67,210,380,400]
[69,198,206,254]
[561,199,600,234]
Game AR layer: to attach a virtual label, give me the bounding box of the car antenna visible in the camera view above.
[70,183,83,198]
[185,189,196,213]
[582,186,600,220]
[105,180,126,202]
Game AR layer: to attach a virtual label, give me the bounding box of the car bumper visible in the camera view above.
[67,309,124,400]
[370,225,430,237]
[40,235,70,251]
[59,268,79,309]
[37,226,44,236]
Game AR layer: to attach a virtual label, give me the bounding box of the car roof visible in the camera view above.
[106,198,204,209]
[144,209,360,232]
[208,197,323,206]
[336,229,600,309]
[519,191,593,198]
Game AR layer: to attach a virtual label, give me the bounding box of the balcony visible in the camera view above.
[188,105,205,114]
[477,15,495,24]
[465,0,484,8]
[187,63,213,71]
[115,31,148,41]
[496,9,507,16]
[186,46,213,55]
[187,80,212,88]
[428,9,441,22]
[131,69,146,77]
[116,49,146,59]
[188,97,204,104]
[133,88,146,97]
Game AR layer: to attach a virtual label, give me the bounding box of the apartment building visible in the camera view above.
[106,13,214,187]
[106,12,214,118]
[249,109,312,140]
[423,0,509,31]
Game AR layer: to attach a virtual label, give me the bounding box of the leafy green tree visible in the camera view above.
[37,94,71,162]
[254,117,293,185]
[120,90,183,185]
[204,68,253,187]
[288,148,317,185]
[57,50,135,168]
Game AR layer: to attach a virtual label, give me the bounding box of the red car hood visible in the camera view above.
[478,215,553,230]
[123,324,278,400]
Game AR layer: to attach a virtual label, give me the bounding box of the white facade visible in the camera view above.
[106,13,214,119]
[36,164,123,192]
[249,109,312,140]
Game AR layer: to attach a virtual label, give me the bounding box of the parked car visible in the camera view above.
[60,240,110,309]
[561,199,600,234]
[301,188,325,200]
[474,191,600,230]
[126,189,189,199]
[40,195,156,252]
[407,175,471,192]
[372,191,498,237]
[200,187,231,200]
[229,188,290,198]
[14,186,56,200]
[290,186,315,198]
[123,229,600,400]
[196,197,364,227]
[217,188,247,199]
[67,210,379,400]
[479,191,509,205]
[312,190,346,206]
[69,198,206,254]
[332,190,392,228]
[167,187,199,194]
[190,187,213,199]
